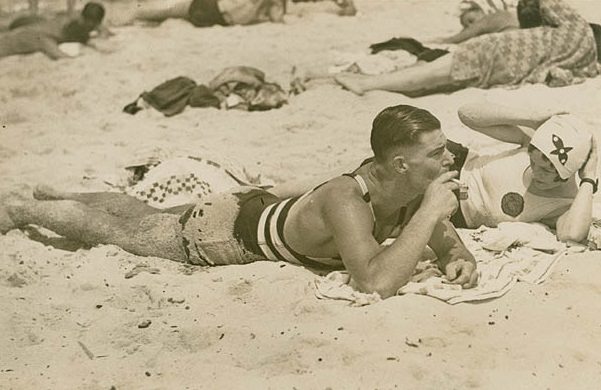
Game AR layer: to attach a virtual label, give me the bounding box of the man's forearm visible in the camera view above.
[363,208,440,297]
[430,219,475,270]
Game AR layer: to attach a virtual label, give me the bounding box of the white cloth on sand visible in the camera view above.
[314,222,586,306]
[327,50,417,75]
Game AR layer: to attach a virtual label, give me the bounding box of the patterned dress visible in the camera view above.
[451,0,599,88]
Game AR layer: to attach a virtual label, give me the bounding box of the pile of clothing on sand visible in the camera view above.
[124,66,288,117]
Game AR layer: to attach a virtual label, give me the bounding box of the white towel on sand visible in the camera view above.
[315,222,586,306]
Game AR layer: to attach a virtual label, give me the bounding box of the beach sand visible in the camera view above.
[2,0,601,388]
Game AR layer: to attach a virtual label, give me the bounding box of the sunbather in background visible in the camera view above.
[132,0,354,27]
[0,1,107,59]
[133,0,284,27]
[335,0,599,97]
[7,1,112,37]
[432,0,519,44]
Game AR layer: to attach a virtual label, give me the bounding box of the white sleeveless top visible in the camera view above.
[460,147,574,228]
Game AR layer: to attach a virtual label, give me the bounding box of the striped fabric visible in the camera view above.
[256,196,344,269]
[256,174,374,270]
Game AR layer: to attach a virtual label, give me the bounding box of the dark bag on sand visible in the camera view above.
[141,76,197,117]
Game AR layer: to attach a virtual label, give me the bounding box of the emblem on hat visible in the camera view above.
[549,134,573,165]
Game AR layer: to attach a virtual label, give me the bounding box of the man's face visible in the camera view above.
[400,129,454,192]
[528,148,564,190]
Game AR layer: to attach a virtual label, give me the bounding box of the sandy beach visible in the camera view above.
[2,0,601,388]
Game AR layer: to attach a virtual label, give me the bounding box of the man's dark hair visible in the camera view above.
[517,0,542,29]
[370,105,441,162]
[63,20,91,43]
[81,2,106,24]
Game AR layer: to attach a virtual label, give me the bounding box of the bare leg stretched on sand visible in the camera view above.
[334,55,464,96]
[4,185,188,261]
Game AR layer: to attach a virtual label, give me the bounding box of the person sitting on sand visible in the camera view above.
[335,0,599,97]
[0,2,107,60]
[447,102,597,243]
[132,0,287,27]
[1,105,479,298]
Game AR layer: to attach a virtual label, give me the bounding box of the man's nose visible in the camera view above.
[443,149,455,166]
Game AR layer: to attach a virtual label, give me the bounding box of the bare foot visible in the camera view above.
[334,73,367,96]
[33,184,67,201]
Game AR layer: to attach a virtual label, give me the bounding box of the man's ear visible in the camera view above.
[391,155,408,174]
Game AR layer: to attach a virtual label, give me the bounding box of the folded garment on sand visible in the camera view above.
[369,37,449,62]
[123,67,287,116]
[314,222,587,306]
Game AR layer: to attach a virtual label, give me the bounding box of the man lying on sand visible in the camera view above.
[1,105,478,298]
[132,0,285,27]
[8,1,112,38]
[0,2,106,60]
[132,0,354,27]
[449,102,597,242]
[335,0,599,96]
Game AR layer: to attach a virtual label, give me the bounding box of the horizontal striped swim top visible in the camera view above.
[255,173,375,269]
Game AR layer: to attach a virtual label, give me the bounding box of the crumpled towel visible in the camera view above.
[314,222,586,305]
[314,271,381,307]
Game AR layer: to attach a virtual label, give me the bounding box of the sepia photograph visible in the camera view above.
[1,0,601,388]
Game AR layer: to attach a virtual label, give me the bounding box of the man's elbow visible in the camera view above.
[457,104,482,128]
[353,277,409,300]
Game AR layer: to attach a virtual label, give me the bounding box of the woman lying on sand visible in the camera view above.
[449,102,597,243]
[1,105,479,298]
[335,0,600,96]
[132,0,355,27]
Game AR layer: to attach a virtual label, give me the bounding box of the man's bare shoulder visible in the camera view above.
[312,176,372,213]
